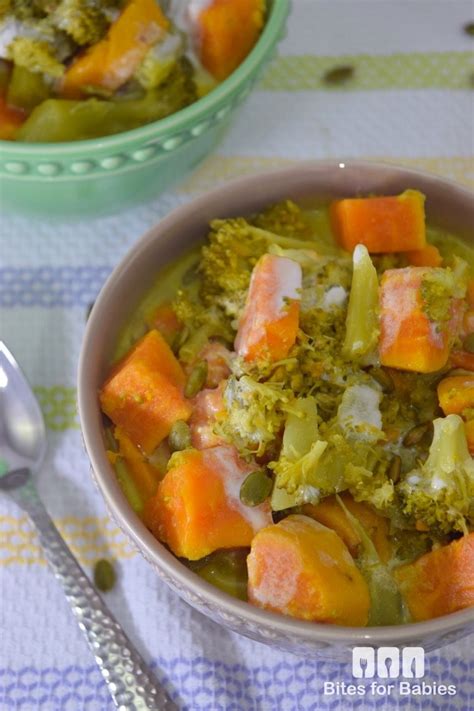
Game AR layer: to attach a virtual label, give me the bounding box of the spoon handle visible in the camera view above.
[11,482,177,711]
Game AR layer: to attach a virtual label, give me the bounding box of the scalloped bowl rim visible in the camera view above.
[0,0,289,156]
[78,160,474,649]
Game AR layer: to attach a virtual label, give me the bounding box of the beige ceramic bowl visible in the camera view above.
[78,160,474,659]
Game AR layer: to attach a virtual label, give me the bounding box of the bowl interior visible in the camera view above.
[79,160,474,649]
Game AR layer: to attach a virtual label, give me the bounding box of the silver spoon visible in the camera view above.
[0,341,177,711]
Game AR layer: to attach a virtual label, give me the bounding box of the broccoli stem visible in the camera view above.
[343,244,379,361]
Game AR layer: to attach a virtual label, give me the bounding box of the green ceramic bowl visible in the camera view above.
[0,0,289,218]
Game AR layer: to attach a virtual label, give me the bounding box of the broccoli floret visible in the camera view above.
[51,0,108,45]
[11,0,42,19]
[219,375,294,458]
[270,407,393,510]
[344,462,395,511]
[398,414,474,534]
[33,0,60,12]
[252,200,313,239]
[270,396,325,506]
[136,31,183,90]
[8,35,64,76]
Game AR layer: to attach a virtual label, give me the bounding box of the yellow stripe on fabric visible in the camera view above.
[178,156,474,194]
[34,386,80,431]
[0,515,136,566]
[261,52,474,91]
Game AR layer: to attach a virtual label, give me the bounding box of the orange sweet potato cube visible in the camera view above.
[438,375,474,416]
[100,330,191,453]
[379,267,457,373]
[247,515,370,626]
[144,446,272,560]
[197,0,265,81]
[330,190,426,254]
[234,253,302,362]
[110,329,185,388]
[62,0,169,96]
[0,95,25,140]
[404,244,442,268]
[450,350,474,371]
[394,533,474,621]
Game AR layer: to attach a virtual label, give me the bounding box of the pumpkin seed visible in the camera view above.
[93,559,116,592]
[463,333,474,353]
[104,427,118,452]
[370,367,394,392]
[240,470,273,507]
[168,420,192,452]
[463,21,474,36]
[323,65,355,85]
[184,360,208,398]
[182,261,200,285]
[402,421,433,447]
[387,455,402,484]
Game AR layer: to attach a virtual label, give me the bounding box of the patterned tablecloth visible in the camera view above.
[1,1,473,709]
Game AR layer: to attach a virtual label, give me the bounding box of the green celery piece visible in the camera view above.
[196,549,249,601]
[271,397,320,511]
[336,495,404,625]
[114,457,144,516]
[343,244,379,360]
[7,65,50,112]
[17,88,187,142]
[281,396,319,459]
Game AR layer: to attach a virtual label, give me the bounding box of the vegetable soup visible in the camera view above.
[100,193,474,627]
[0,0,265,141]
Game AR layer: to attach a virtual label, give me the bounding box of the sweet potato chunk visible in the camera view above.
[112,329,185,388]
[438,374,474,416]
[196,0,265,80]
[235,254,302,362]
[198,342,232,388]
[189,382,226,449]
[304,494,392,563]
[330,190,426,254]
[404,244,442,268]
[379,267,458,373]
[247,515,371,626]
[100,330,191,453]
[144,446,272,560]
[450,350,474,371]
[62,0,169,97]
[0,94,25,139]
[394,533,474,621]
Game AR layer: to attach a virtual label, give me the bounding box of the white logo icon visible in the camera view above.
[352,647,425,679]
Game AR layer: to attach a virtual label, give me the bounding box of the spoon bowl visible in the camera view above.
[0,342,46,473]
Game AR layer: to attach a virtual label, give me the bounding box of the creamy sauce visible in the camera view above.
[337,384,383,441]
[322,285,347,310]
[204,446,271,532]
